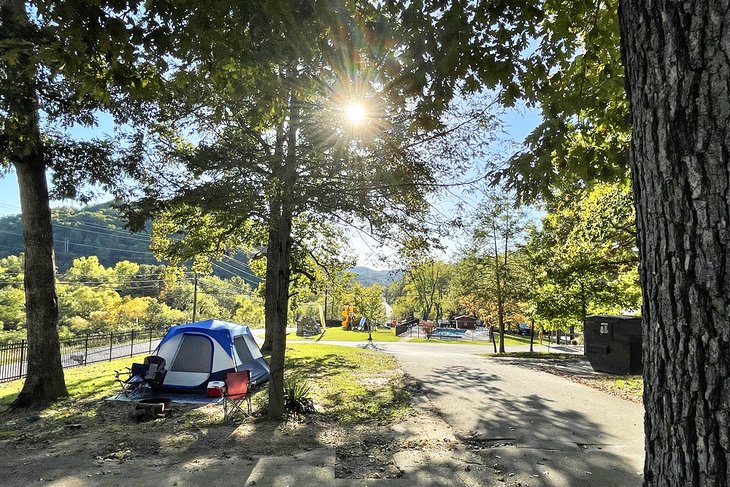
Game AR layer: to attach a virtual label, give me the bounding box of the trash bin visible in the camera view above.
[584,315,643,375]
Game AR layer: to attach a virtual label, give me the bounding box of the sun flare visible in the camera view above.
[345,102,367,125]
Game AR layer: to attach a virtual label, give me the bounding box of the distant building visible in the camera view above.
[454,315,477,329]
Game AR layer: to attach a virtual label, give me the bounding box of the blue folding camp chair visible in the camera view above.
[115,356,166,398]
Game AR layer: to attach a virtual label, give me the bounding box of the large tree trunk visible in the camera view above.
[261,313,274,352]
[12,162,67,408]
[5,0,67,408]
[265,86,299,420]
[264,200,293,420]
[620,1,730,484]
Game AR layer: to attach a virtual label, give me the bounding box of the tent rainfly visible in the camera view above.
[155,319,270,392]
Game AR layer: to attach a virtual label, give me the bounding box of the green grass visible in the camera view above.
[0,343,410,434]
[0,355,139,411]
[595,375,643,402]
[296,327,402,342]
[285,343,411,423]
[494,333,540,347]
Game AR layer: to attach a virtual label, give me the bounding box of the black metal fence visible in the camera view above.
[0,327,168,383]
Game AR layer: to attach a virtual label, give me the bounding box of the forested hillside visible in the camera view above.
[0,253,265,342]
[0,202,258,284]
[350,266,402,286]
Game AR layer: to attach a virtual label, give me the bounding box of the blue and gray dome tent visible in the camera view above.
[154,319,269,392]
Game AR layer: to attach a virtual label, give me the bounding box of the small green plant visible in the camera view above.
[283,377,315,416]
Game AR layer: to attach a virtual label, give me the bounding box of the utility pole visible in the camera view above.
[192,272,198,322]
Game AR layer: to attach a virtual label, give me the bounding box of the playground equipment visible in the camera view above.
[341,304,356,329]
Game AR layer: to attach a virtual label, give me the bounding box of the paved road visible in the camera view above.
[289,339,642,486]
[365,342,645,486]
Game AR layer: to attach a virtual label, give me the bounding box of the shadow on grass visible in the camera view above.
[284,348,411,424]
[0,343,416,487]
[286,352,363,378]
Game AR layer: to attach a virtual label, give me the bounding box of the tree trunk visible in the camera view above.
[620,1,730,484]
[529,317,535,353]
[492,223,506,353]
[5,0,67,408]
[261,318,273,352]
[11,161,67,408]
[264,200,293,420]
[265,84,299,420]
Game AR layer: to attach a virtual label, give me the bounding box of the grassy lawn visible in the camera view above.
[494,333,541,347]
[285,343,410,423]
[0,355,135,411]
[296,327,401,342]
[0,342,410,435]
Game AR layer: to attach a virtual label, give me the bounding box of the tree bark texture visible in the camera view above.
[265,88,299,420]
[620,1,730,484]
[4,0,67,408]
[264,199,293,420]
[261,311,273,352]
[12,162,67,408]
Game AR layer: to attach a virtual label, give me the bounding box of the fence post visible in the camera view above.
[109,332,113,361]
[19,339,26,379]
[148,328,153,354]
[130,330,135,357]
[84,335,89,365]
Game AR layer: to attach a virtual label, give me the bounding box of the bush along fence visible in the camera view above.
[0,327,169,383]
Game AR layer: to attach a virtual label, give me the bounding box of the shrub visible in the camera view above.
[283,377,315,416]
[420,321,435,338]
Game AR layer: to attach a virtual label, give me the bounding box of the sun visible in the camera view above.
[345,102,367,125]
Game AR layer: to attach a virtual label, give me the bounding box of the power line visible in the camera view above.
[209,259,260,282]
[66,240,156,255]
[1,207,263,281]
[51,221,153,244]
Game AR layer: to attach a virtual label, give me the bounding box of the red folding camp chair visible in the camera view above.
[223,370,252,420]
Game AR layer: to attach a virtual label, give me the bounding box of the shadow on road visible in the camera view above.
[417,365,643,486]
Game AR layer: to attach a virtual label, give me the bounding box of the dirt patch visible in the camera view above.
[358,377,391,388]
[1,389,469,486]
[335,437,404,479]
[1,400,326,485]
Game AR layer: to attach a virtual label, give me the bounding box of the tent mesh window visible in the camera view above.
[234,335,255,363]
[245,334,263,359]
[170,334,213,372]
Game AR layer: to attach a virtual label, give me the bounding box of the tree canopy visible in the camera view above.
[124,0,493,418]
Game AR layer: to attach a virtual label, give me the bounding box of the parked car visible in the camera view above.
[516,323,531,336]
